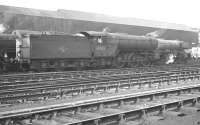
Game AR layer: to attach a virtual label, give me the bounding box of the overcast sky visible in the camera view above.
[1,0,200,28]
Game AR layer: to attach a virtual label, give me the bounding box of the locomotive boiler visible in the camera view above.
[0,30,192,72]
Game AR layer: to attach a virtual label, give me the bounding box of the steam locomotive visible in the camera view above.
[0,30,192,72]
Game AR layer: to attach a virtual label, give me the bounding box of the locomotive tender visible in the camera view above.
[0,30,192,72]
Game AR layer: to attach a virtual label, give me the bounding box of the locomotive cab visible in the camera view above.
[0,34,17,72]
[80,31,119,58]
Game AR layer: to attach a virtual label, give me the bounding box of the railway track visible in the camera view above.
[1,64,199,83]
[0,82,200,125]
[0,68,199,105]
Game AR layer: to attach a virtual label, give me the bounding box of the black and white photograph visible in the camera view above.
[0,0,200,125]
